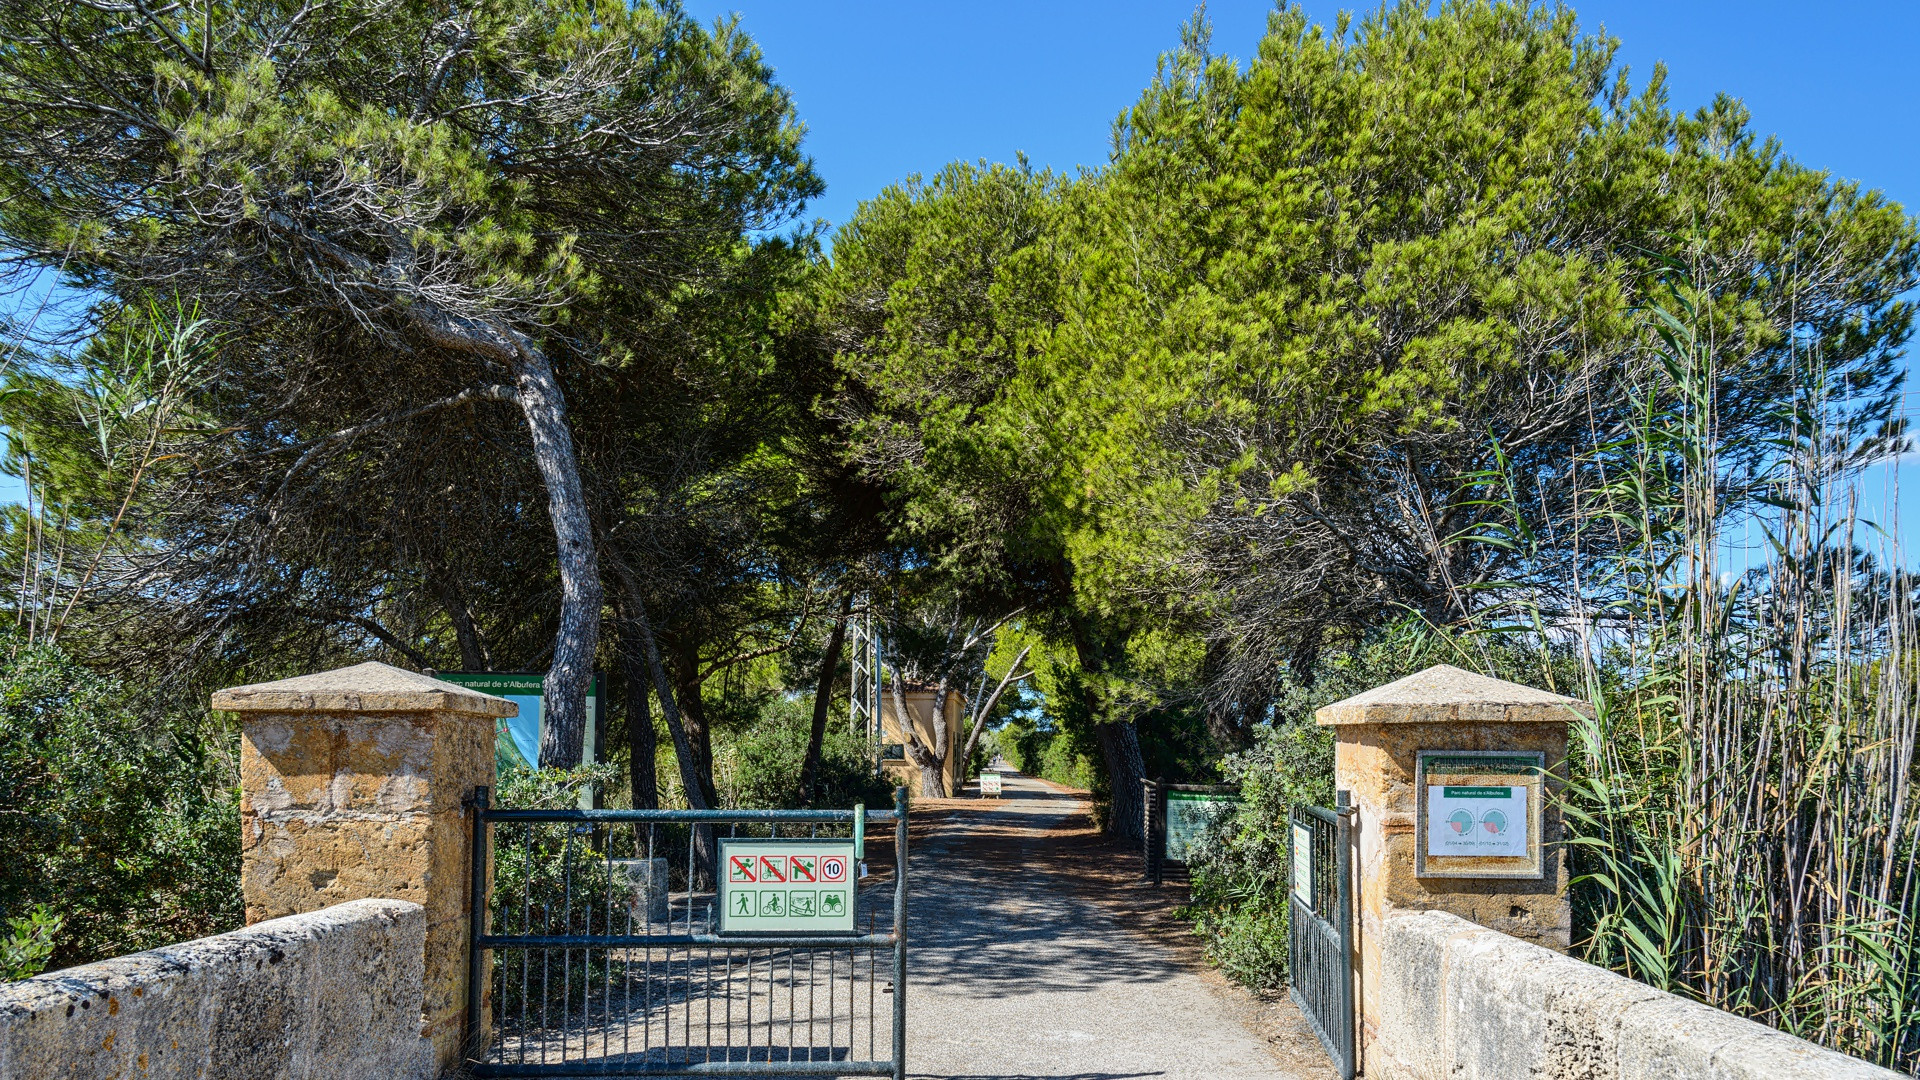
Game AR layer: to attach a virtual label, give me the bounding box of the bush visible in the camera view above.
[1179,629,1460,989]
[1180,628,1578,990]
[0,641,239,971]
[0,905,61,980]
[997,715,1099,790]
[715,696,894,810]
[1180,720,1333,990]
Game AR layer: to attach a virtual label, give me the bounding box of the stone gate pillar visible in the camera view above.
[1315,664,1589,1068]
[214,661,514,1077]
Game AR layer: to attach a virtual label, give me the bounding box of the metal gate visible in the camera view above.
[465,789,909,1078]
[1289,793,1355,1080]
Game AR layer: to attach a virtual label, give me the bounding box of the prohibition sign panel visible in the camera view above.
[717,837,859,935]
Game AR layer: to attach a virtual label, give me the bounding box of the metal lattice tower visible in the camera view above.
[847,601,882,756]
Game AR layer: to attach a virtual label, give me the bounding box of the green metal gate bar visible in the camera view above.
[465,790,909,1080]
[1289,793,1355,1080]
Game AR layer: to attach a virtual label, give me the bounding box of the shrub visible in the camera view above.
[715,695,894,810]
[0,641,239,970]
[1180,720,1333,990]
[996,715,1099,790]
[1179,628,1527,989]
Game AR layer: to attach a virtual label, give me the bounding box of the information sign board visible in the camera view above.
[979,771,1003,797]
[1427,785,1528,857]
[437,671,601,775]
[1415,750,1545,879]
[1165,790,1241,863]
[717,838,858,936]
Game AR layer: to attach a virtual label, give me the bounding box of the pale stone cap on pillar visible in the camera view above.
[212,660,518,717]
[1314,663,1592,726]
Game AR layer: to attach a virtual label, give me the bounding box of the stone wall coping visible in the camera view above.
[213,660,518,717]
[1315,663,1592,726]
[0,898,430,1080]
[1373,908,1901,1080]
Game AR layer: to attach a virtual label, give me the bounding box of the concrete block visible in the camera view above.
[613,858,671,924]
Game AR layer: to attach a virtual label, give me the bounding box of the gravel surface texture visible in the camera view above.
[894,771,1337,1080]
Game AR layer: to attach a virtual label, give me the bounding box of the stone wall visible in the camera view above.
[0,899,429,1080]
[1370,908,1904,1080]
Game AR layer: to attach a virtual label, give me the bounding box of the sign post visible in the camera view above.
[1163,787,1241,863]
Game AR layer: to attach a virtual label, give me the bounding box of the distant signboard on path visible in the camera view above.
[979,772,1003,797]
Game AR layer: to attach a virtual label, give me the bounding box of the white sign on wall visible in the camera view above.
[1425,785,1529,858]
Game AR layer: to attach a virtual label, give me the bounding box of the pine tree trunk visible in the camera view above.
[621,621,659,810]
[433,577,489,671]
[959,644,1029,772]
[511,344,602,770]
[799,594,852,806]
[1096,719,1147,842]
[889,665,948,798]
[608,562,710,812]
[1066,615,1146,840]
[607,563,715,883]
[672,638,718,808]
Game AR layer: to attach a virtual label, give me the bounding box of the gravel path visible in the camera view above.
[899,771,1337,1080]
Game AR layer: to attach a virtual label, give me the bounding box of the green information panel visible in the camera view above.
[717,838,857,936]
[1166,790,1241,862]
[437,671,600,775]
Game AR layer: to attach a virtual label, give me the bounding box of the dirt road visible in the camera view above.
[897,771,1336,1080]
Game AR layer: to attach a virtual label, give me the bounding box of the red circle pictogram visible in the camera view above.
[820,856,848,882]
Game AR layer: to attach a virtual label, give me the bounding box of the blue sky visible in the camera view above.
[682,1,1918,242]
[682,0,1920,553]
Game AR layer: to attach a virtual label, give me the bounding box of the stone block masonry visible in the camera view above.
[0,899,429,1080]
[1371,908,1905,1080]
[214,661,515,1076]
[1320,664,1905,1078]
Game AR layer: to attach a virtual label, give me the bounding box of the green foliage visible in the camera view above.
[0,905,63,981]
[995,715,1099,791]
[1546,294,1920,1070]
[489,765,620,1018]
[714,696,893,810]
[1180,626,1563,989]
[0,641,239,969]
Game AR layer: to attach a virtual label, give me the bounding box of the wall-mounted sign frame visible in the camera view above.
[1415,749,1546,880]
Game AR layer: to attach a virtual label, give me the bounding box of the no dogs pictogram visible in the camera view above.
[790,855,817,882]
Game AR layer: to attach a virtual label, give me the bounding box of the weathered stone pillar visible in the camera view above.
[214,661,514,1077]
[1315,664,1589,1069]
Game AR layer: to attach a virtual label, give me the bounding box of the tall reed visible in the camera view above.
[1562,292,1920,1070]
